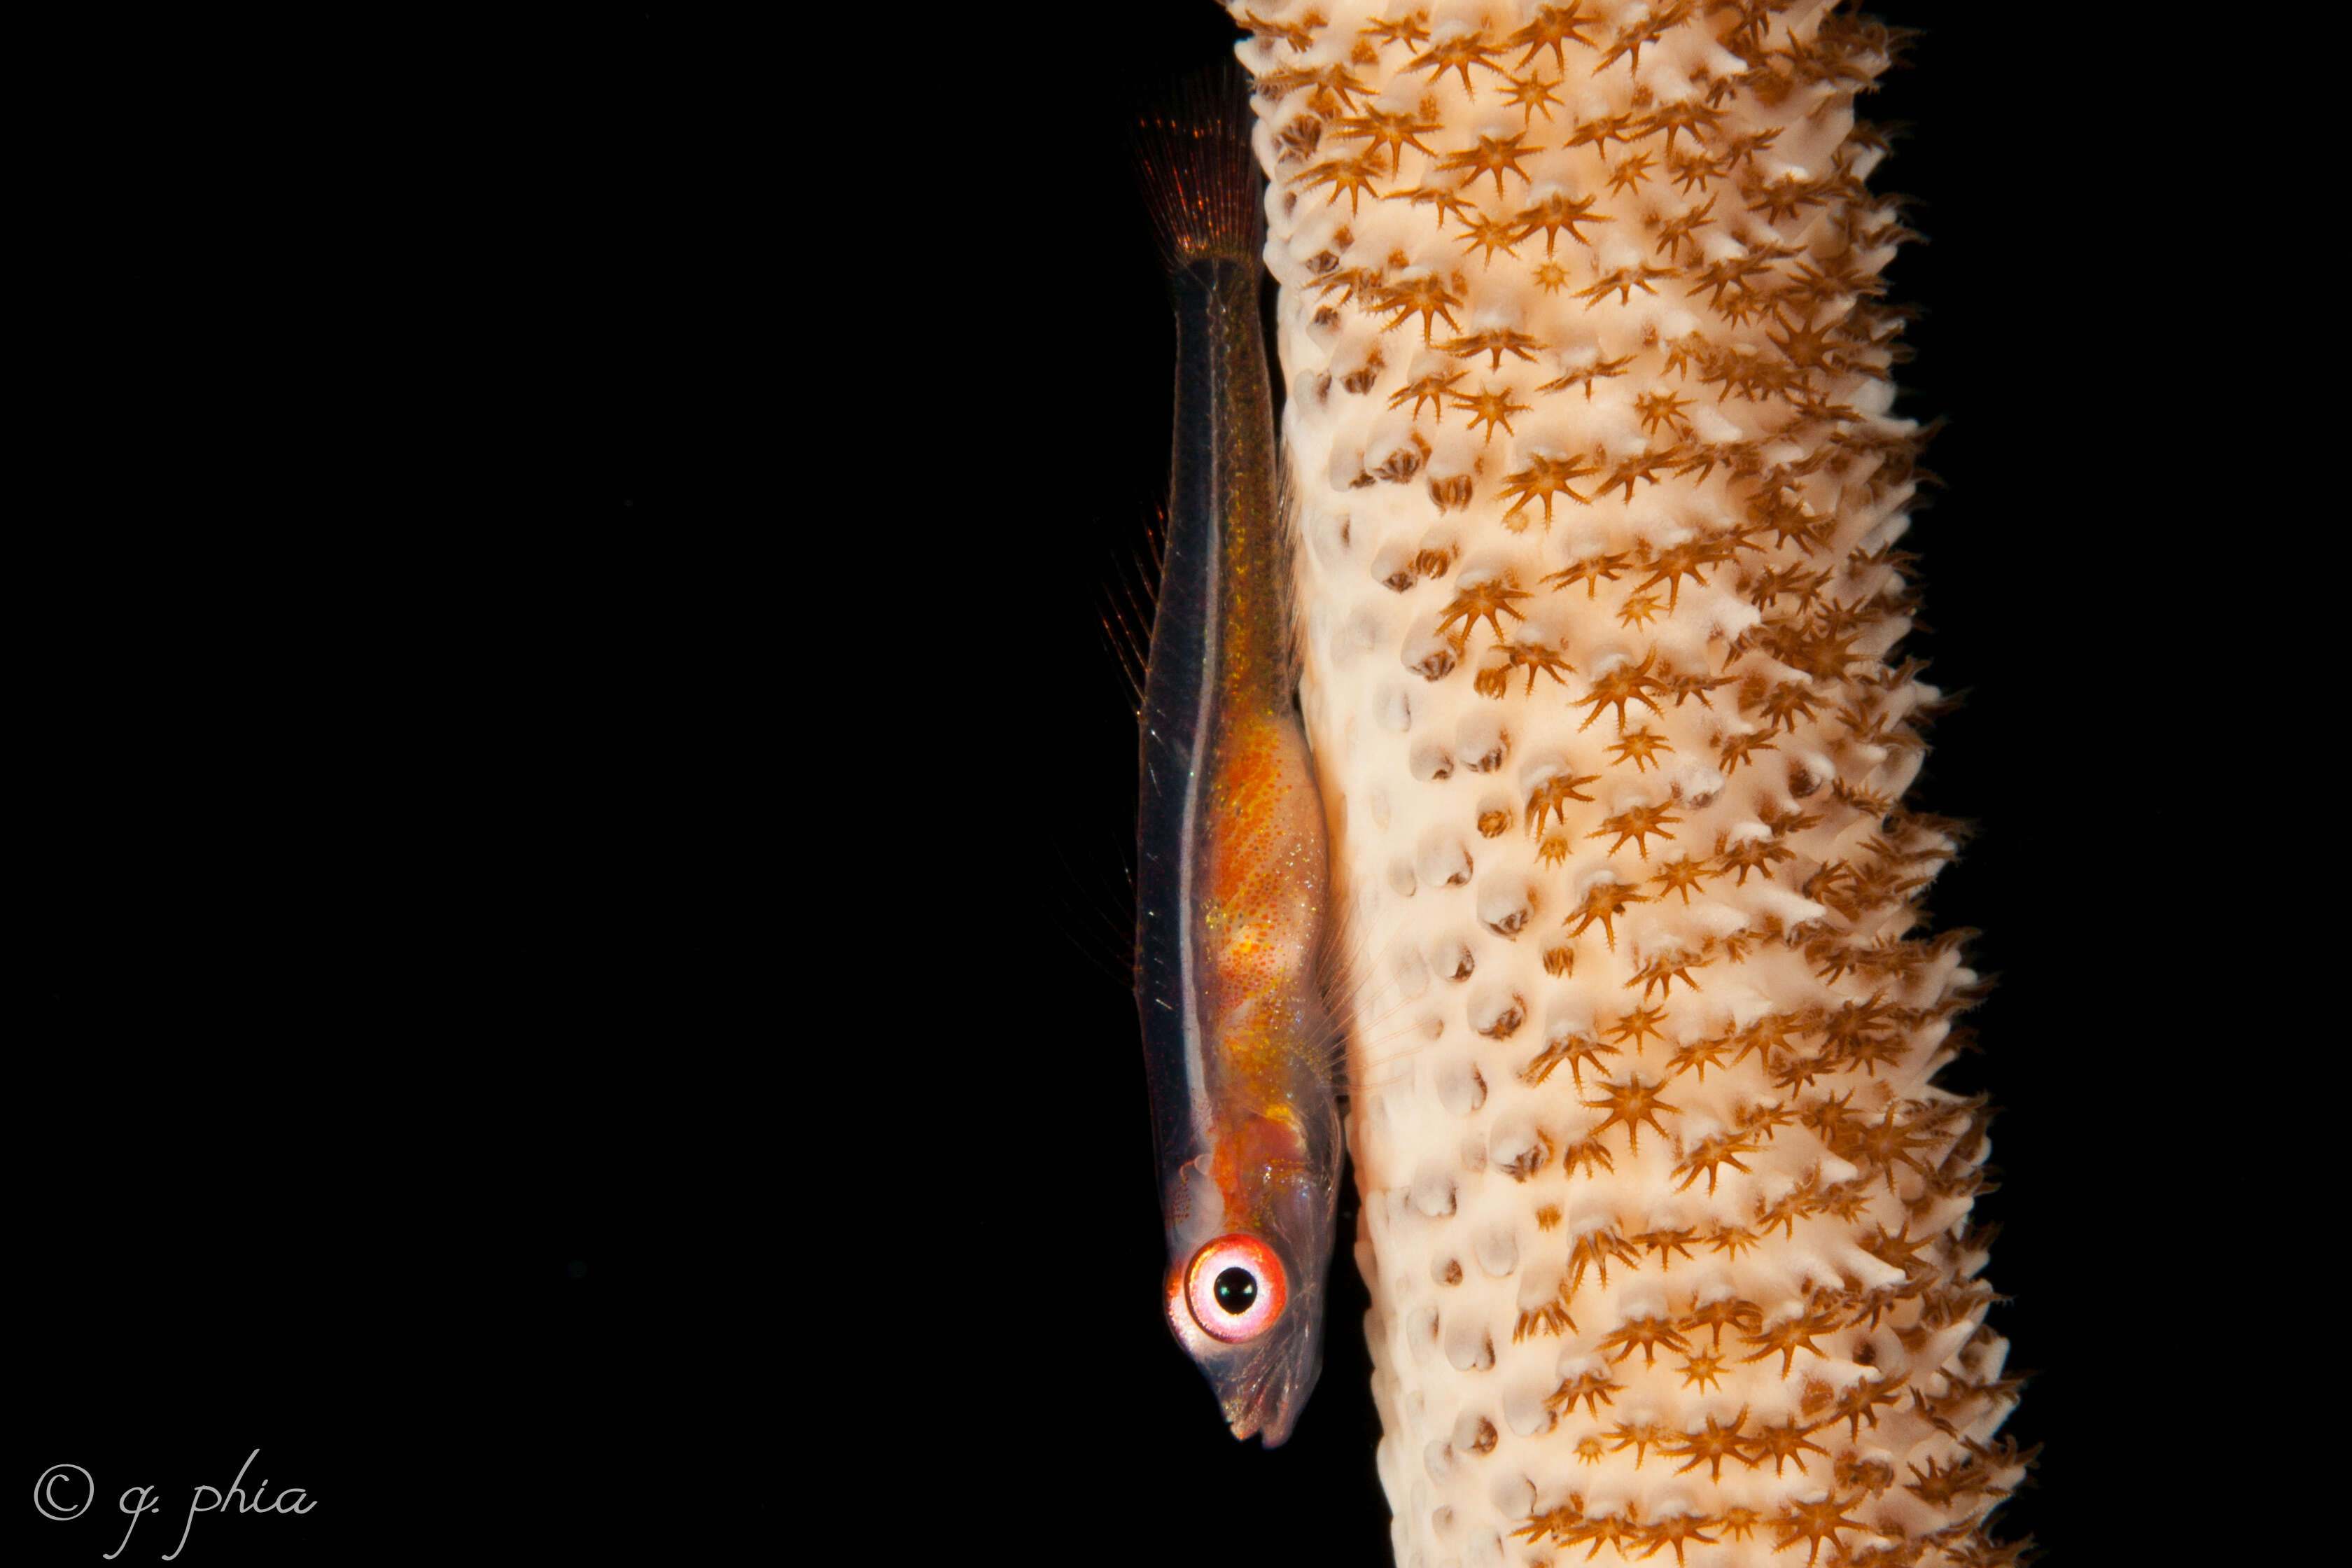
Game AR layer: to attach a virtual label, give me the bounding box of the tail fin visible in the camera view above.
[1135,64,1264,269]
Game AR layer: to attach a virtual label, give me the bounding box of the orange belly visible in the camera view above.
[1202,713,1325,997]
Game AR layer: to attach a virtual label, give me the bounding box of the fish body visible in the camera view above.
[1135,82,1340,1448]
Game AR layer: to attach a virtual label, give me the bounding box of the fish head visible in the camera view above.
[1161,1060,1341,1446]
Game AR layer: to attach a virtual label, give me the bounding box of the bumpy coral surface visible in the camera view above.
[1231,4,2029,1564]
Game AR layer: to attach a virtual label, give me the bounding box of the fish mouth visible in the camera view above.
[1219,1331,1322,1448]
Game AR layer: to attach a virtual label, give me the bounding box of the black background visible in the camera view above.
[20,4,2201,1562]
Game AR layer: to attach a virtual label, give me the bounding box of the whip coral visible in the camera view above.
[1183,2,2033,1563]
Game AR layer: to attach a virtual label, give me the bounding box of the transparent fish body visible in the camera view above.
[1135,83,1342,1449]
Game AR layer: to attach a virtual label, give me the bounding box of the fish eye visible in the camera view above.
[1184,1233,1287,1343]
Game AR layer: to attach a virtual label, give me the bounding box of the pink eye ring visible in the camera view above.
[1184,1234,1288,1343]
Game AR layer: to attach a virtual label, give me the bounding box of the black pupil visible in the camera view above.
[1212,1266,1258,1315]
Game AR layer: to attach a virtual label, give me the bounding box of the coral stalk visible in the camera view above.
[1228,3,2029,1562]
